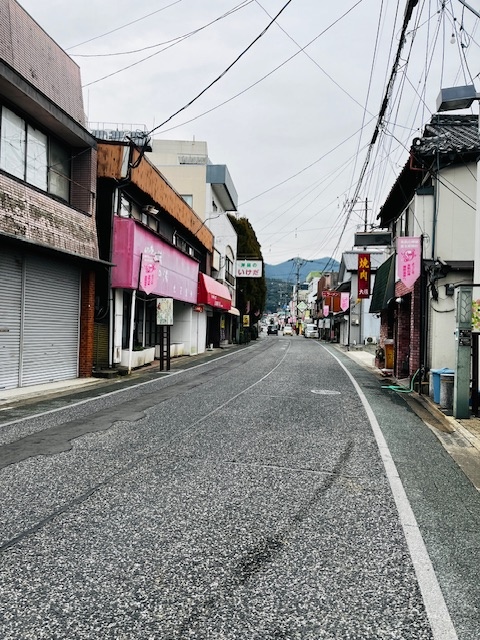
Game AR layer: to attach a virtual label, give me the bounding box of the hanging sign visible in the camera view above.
[236,260,263,278]
[397,236,421,289]
[357,253,371,299]
[340,293,350,311]
[140,254,158,294]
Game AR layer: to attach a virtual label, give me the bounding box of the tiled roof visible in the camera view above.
[411,114,480,159]
[378,113,480,226]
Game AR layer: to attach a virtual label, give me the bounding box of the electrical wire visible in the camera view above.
[146,0,295,137]
[74,1,253,58]
[67,0,184,51]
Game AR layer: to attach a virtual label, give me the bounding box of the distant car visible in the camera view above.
[267,324,279,335]
[304,323,319,339]
[282,325,293,336]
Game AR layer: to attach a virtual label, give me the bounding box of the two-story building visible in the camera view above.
[94,136,218,368]
[371,113,480,379]
[0,0,101,389]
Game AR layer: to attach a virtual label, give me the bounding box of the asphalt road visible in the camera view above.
[0,336,479,639]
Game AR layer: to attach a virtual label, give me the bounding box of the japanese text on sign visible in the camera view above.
[357,253,371,299]
[235,260,263,278]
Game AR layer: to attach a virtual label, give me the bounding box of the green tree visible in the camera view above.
[228,215,267,325]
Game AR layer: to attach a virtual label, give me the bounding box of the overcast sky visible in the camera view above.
[18,0,479,268]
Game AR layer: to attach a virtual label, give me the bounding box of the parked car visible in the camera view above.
[304,323,319,339]
[267,324,279,335]
[283,325,293,336]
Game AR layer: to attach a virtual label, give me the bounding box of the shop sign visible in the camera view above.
[357,253,371,299]
[140,253,158,294]
[340,293,350,311]
[236,260,263,278]
[396,236,421,289]
[156,298,173,325]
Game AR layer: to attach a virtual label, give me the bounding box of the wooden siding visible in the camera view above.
[97,142,214,253]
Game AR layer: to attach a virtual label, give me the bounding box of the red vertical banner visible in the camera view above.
[357,253,371,299]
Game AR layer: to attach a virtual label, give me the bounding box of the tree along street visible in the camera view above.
[0,336,479,639]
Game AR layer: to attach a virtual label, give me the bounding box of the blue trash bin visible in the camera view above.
[430,368,454,403]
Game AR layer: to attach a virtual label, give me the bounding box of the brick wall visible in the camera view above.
[79,270,96,377]
[395,279,422,377]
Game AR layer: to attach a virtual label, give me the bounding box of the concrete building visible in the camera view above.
[147,140,240,346]
[0,0,100,389]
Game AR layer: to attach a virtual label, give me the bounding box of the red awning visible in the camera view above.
[197,273,232,311]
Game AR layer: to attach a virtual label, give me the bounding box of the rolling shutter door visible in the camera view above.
[21,255,80,386]
[0,249,22,390]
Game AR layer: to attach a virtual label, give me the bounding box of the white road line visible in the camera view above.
[328,347,458,640]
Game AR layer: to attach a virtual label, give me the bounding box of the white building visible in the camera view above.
[147,140,240,345]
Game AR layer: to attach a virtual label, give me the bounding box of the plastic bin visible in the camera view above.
[440,373,455,410]
[429,368,454,404]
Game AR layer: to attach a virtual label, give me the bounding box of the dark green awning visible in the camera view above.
[369,254,395,313]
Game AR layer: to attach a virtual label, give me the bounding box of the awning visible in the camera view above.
[228,306,240,316]
[369,254,395,313]
[197,273,232,311]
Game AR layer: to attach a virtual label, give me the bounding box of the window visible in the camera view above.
[49,138,70,200]
[0,105,71,201]
[1,107,25,179]
[181,194,193,207]
[27,125,48,190]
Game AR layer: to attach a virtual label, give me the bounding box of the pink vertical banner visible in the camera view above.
[397,236,421,289]
[323,304,330,317]
[340,293,350,311]
[140,254,158,294]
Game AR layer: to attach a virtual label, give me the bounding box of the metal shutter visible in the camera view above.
[0,249,22,390]
[21,255,80,386]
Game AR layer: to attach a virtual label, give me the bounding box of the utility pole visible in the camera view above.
[292,257,306,331]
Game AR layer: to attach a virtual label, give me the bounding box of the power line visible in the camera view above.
[74,1,253,58]
[146,0,295,137]
[67,0,184,51]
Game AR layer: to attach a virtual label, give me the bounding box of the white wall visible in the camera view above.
[435,163,476,262]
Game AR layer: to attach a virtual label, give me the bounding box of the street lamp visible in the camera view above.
[436,84,480,417]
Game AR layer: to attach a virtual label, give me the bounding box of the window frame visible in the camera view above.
[0,104,71,203]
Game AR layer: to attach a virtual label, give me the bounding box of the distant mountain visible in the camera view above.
[265,257,339,283]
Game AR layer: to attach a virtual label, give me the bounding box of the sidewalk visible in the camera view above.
[339,344,480,490]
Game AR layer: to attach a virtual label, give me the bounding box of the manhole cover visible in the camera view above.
[311,389,341,395]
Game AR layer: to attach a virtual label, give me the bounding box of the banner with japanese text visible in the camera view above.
[357,253,371,299]
[396,236,421,289]
[340,292,350,311]
[140,254,158,294]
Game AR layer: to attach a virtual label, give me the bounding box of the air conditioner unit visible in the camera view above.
[364,336,377,344]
